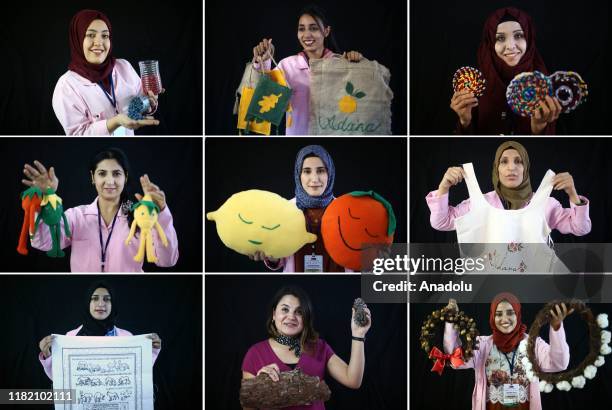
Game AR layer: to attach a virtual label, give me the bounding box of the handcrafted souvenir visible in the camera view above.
[207,190,317,259]
[34,188,71,258]
[549,71,588,113]
[506,71,553,117]
[522,300,610,392]
[125,194,169,263]
[17,186,43,255]
[240,368,331,408]
[321,191,395,271]
[452,66,486,97]
[420,305,480,375]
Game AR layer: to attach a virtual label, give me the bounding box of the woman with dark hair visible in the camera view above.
[450,7,561,135]
[252,4,365,135]
[52,9,162,135]
[242,286,371,409]
[442,294,573,410]
[250,145,348,272]
[426,140,591,237]
[23,147,179,272]
[38,281,162,380]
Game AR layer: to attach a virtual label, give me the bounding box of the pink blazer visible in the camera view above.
[52,59,142,135]
[38,326,161,381]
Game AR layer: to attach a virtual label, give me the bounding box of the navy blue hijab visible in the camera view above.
[294,145,335,210]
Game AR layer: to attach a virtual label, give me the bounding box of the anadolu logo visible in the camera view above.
[338,82,366,114]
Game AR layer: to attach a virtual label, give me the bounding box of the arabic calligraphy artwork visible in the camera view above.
[51,335,153,410]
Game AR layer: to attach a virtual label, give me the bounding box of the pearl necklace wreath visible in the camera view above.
[518,300,610,392]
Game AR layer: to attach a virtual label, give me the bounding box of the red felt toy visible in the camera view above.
[321,191,396,270]
[17,187,43,255]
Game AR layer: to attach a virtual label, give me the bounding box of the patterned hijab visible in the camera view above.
[294,145,335,210]
[68,9,116,92]
[492,140,532,210]
[489,292,527,353]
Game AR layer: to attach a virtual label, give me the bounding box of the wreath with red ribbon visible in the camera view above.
[420,306,480,375]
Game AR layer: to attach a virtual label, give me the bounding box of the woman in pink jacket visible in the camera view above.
[38,281,161,380]
[443,293,573,410]
[52,9,161,135]
[252,5,364,135]
[22,147,179,272]
[425,140,591,237]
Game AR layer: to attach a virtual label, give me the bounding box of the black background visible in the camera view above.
[0,0,202,135]
[410,138,612,243]
[410,302,612,410]
[205,275,407,410]
[0,138,203,272]
[0,275,202,410]
[410,0,611,135]
[204,0,407,135]
[205,137,407,272]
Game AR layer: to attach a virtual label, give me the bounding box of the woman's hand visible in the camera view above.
[550,303,574,331]
[351,307,372,338]
[39,335,55,359]
[135,174,166,211]
[146,88,165,114]
[552,172,581,204]
[253,38,274,63]
[146,333,162,349]
[108,114,159,133]
[530,96,562,135]
[450,90,478,128]
[23,160,59,192]
[256,363,281,382]
[248,251,279,264]
[343,51,363,62]
[437,166,465,196]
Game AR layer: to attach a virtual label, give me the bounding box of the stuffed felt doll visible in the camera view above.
[17,186,43,255]
[207,189,316,258]
[34,188,71,258]
[125,194,169,262]
[321,191,396,270]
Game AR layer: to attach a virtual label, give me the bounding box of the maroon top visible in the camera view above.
[242,338,335,410]
[68,9,116,92]
[467,7,555,135]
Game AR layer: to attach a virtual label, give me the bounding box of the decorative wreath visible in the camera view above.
[519,299,611,392]
[420,306,480,375]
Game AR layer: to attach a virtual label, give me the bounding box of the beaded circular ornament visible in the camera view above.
[506,71,553,117]
[550,71,588,113]
[452,66,486,97]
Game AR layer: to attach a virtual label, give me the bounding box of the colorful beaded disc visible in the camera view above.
[452,66,486,97]
[550,71,588,113]
[506,71,553,117]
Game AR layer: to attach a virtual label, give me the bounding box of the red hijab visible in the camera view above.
[68,10,116,91]
[489,292,527,353]
[476,7,553,135]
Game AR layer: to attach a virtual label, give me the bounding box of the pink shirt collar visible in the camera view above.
[84,197,127,218]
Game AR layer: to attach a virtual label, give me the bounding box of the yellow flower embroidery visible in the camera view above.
[258,93,283,113]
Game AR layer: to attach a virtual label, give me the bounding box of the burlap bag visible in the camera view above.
[309,56,393,135]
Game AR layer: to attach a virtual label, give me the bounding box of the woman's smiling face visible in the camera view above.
[494,21,526,67]
[83,19,110,65]
[297,13,329,54]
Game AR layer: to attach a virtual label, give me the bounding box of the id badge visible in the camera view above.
[304,254,323,272]
[502,383,520,405]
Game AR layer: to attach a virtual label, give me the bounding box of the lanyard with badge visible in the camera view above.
[97,74,118,114]
[97,201,119,272]
[501,348,520,407]
[303,212,323,272]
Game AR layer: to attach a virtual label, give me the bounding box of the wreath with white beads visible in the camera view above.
[518,300,610,392]
[420,306,480,374]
